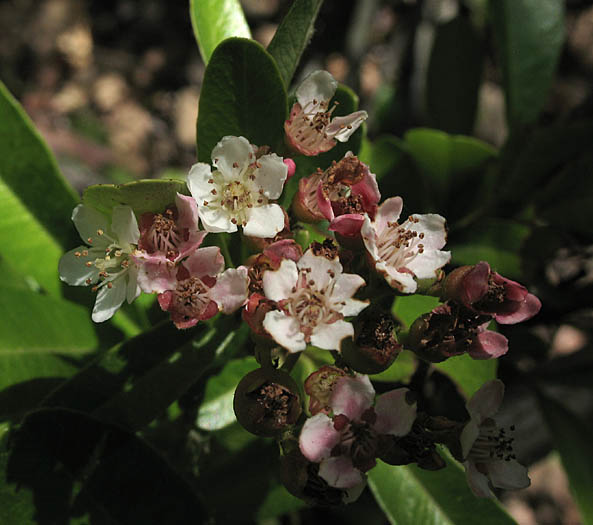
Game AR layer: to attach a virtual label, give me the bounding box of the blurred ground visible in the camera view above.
[2,0,592,523]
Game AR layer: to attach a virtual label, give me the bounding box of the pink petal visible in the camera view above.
[283,158,296,179]
[351,171,380,216]
[318,456,364,489]
[175,193,201,231]
[329,214,365,237]
[183,246,225,278]
[329,375,375,420]
[316,183,334,221]
[373,388,417,436]
[263,239,303,265]
[463,262,490,305]
[495,293,541,325]
[495,274,528,302]
[375,197,403,236]
[208,267,249,313]
[468,330,509,360]
[299,413,341,462]
[134,255,177,293]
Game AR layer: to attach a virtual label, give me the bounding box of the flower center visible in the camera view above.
[333,416,379,473]
[174,277,210,319]
[286,100,340,153]
[377,216,426,270]
[144,209,185,260]
[289,288,331,337]
[469,419,517,464]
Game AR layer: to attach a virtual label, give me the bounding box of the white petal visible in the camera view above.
[406,249,451,280]
[187,162,215,201]
[466,379,505,422]
[254,153,288,200]
[111,206,140,246]
[198,206,236,233]
[329,273,367,316]
[298,250,343,293]
[460,420,480,459]
[374,389,417,436]
[72,204,111,245]
[487,459,530,490]
[330,375,375,420]
[310,320,354,352]
[262,310,306,352]
[262,259,298,301]
[209,267,249,313]
[375,197,403,236]
[410,214,448,249]
[318,456,364,489]
[326,111,368,142]
[299,413,340,462]
[211,136,254,180]
[465,461,493,498]
[92,278,127,322]
[296,70,337,108]
[361,215,380,261]
[243,204,285,238]
[378,262,418,294]
[58,247,100,286]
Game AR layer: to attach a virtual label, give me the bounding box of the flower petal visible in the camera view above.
[495,293,541,325]
[460,419,480,459]
[318,456,364,489]
[72,204,111,245]
[187,162,214,201]
[405,249,451,280]
[211,136,254,180]
[326,111,368,142]
[487,459,530,490]
[409,213,448,250]
[465,461,493,498]
[329,374,375,420]
[126,265,140,303]
[468,330,509,360]
[135,257,177,293]
[59,246,100,286]
[183,246,225,277]
[92,278,127,323]
[263,310,306,352]
[310,320,354,352]
[297,250,343,293]
[111,205,140,246]
[329,214,365,237]
[262,259,299,301]
[296,70,337,108]
[209,266,249,313]
[373,388,417,436]
[198,205,236,233]
[299,413,341,462]
[375,197,403,236]
[466,379,505,422]
[175,193,201,231]
[329,273,367,316]
[254,153,288,200]
[243,204,285,238]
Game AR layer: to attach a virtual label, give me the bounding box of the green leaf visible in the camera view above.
[537,391,593,524]
[490,0,565,127]
[190,0,251,64]
[435,354,497,399]
[196,356,258,431]
[426,15,483,134]
[0,286,97,355]
[82,179,188,217]
[370,350,417,384]
[196,38,287,162]
[368,452,516,525]
[392,295,441,331]
[0,178,63,297]
[0,81,79,250]
[267,0,324,87]
[449,218,531,279]
[5,408,206,523]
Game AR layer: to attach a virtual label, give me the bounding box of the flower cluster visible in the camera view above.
[59,70,540,506]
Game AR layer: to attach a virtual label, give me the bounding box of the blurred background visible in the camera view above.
[2,0,593,523]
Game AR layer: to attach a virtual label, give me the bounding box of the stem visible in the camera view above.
[280,352,301,373]
[218,232,235,268]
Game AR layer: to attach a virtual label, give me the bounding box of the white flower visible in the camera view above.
[361,196,450,293]
[262,250,368,353]
[460,380,530,498]
[59,204,140,322]
[187,136,288,238]
[284,70,368,156]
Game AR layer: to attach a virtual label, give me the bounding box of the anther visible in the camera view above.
[107,282,113,289]
[97,229,104,236]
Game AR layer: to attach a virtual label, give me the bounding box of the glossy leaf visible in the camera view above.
[82,179,188,217]
[0,178,62,297]
[190,0,251,64]
[392,295,441,331]
[369,452,516,525]
[490,0,565,127]
[426,15,483,134]
[267,0,324,87]
[196,38,287,162]
[370,350,417,384]
[196,356,258,430]
[0,81,79,250]
[435,354,497,399]
[537,391,593,524]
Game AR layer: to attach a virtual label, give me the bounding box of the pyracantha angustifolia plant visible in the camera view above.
[59,69,541,507]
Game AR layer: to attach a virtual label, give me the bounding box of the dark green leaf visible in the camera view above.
[267,0,324,87]
[197,38,287,162]
[426,15,483,134]
[0,81,79,250]
[490,0,564,127]
[435,354,497,399]
[537,391,593,524]
[369,452,516,525]
[82,179,188,217]
[370,350,417,384]
[189,0,251,64]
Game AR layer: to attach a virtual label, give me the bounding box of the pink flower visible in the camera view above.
[444,261,541,324]
[299,374,417,490]
[133,193,206,294]
[460,380,530,498]
[157,246,249,329]
[284,70,367,156]
[292,154,380,237]
[261,249,368,353]
[361,196,450,293]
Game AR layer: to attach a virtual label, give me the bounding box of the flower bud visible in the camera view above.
[233,367,302,437]
[341,309,401,374]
